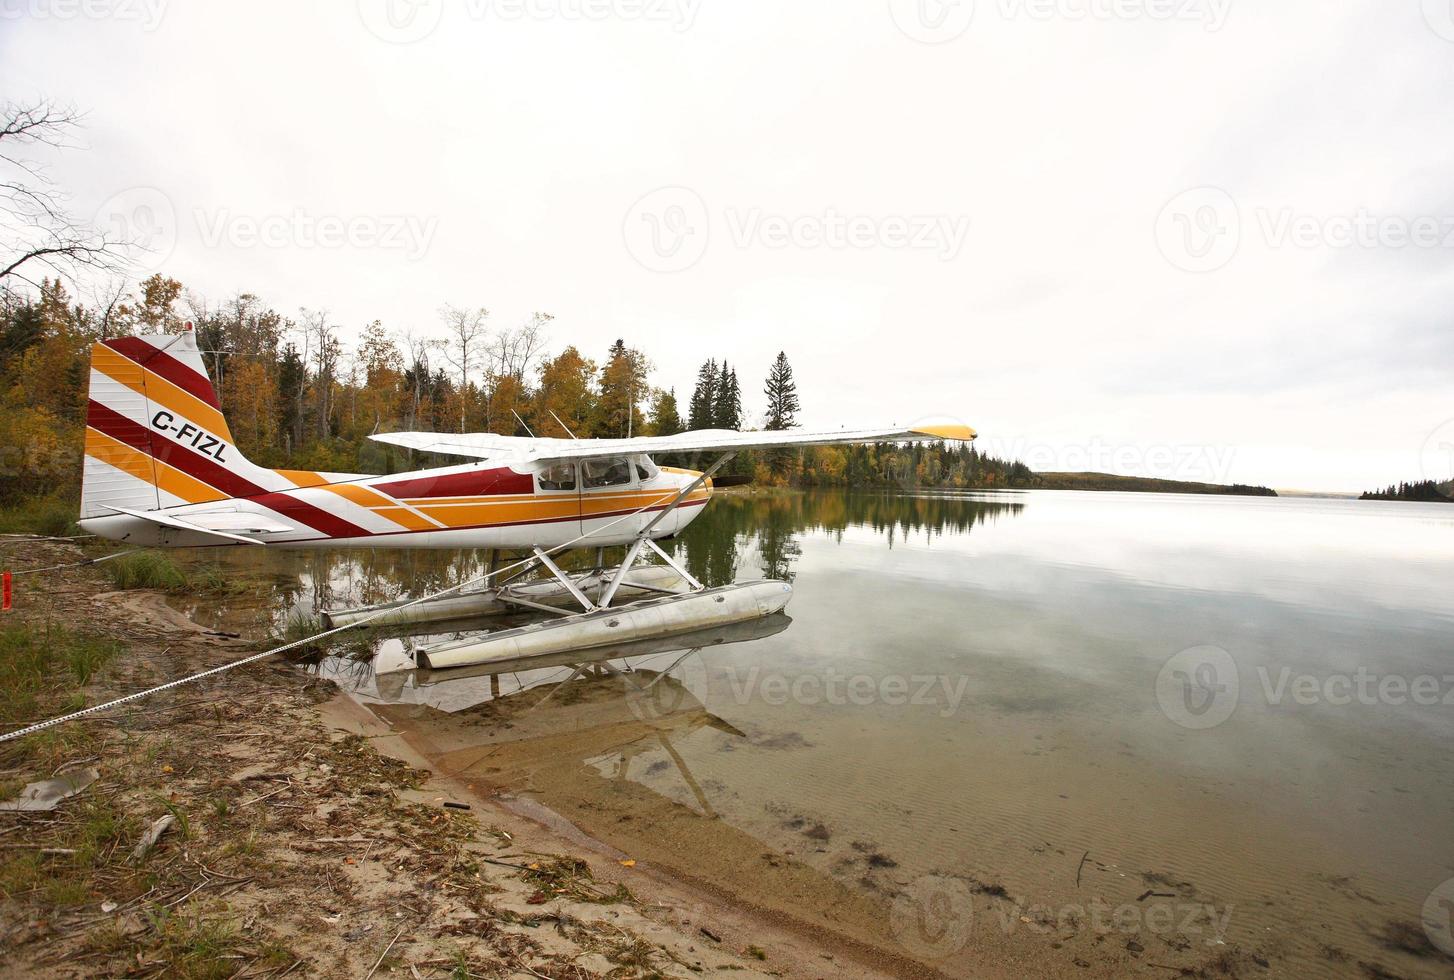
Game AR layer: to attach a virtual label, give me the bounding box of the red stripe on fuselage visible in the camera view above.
[86,399,369,539]
[104,337,223,410]
[374,466,534,499]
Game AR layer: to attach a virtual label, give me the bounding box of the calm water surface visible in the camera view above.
[179,490,1454,978]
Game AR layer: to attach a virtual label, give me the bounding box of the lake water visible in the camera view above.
[175,490,1454,978]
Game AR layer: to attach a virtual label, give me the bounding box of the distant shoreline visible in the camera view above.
[721,472,1280,498]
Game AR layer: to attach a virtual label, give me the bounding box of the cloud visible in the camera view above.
[1,0,1449,490]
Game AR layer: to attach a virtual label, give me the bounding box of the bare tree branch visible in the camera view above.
[0,99,133,288]
[439,304,489,432]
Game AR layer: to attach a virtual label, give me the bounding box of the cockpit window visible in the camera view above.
[582,457,633,489]
[538,463,576,492]
[634,455,658,482]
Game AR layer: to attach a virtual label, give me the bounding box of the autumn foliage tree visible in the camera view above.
[0,271,1013,507]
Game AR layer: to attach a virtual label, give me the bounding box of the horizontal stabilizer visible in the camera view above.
[102,505,266,546]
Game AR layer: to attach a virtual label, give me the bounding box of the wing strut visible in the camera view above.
[598,451,733,605]
[520,452,735,613]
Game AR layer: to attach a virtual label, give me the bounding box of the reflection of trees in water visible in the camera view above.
[205,490,1026,622]
[755,503,802,582]
[252,548,488,618]
[663,519,741,588]
[666,490,1026,587]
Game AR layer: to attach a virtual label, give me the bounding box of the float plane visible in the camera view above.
[79,326,975,668]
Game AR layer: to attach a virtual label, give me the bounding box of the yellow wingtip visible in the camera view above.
[912,424,978,442]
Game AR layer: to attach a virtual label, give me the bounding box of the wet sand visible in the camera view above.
[348,666,1287,978]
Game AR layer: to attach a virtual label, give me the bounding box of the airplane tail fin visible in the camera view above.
[81,327,272,519]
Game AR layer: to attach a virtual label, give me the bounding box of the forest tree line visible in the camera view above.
[1359,480,1452,502]
[0,274,1040,504]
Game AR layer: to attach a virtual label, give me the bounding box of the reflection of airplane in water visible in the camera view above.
[327,615,790,818]
[333,611,897,952]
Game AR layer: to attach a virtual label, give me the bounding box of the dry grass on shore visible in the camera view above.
[0,541,777,979]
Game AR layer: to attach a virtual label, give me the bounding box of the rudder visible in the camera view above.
[81,328,268,519]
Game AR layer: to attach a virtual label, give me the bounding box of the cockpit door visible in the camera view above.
[531,460,583,545]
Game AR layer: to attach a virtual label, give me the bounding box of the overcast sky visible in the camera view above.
[3,0,1452,492]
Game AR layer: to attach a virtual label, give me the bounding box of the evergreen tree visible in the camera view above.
[714,363,742,430]
[276,342,306,453]
[761,352,801,479]
[762,351,799,430]
[688,359,718,430]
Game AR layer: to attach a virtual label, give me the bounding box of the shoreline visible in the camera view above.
[318,689,920,979]
[0,539,855,978]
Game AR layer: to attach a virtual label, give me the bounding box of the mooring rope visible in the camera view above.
[0,533,99,545]
[0,478,712,745]
[8,547,144,576]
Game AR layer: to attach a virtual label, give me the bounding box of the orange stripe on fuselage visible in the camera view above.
[318,482,442,532]
[85,427,229,505]
[274,469,328,488]
[580,489,704,517]
[416,497,583,528]
[414,487,709,530]
[371,507,441,531]
[92,346,233,442]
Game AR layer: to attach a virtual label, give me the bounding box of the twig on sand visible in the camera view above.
[1075,850,1089,888]
[238,786,290,808]
[364,926,406,980]
[478,856,531,871]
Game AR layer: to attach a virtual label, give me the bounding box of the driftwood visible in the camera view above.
[130,814,176,864]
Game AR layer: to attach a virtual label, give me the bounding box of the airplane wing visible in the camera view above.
[369,423,976,463]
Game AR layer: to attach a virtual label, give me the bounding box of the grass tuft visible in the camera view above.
[105,551,256,596]
[271,611,326,659]
[106,550,190,591]
[0,621,120,729]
